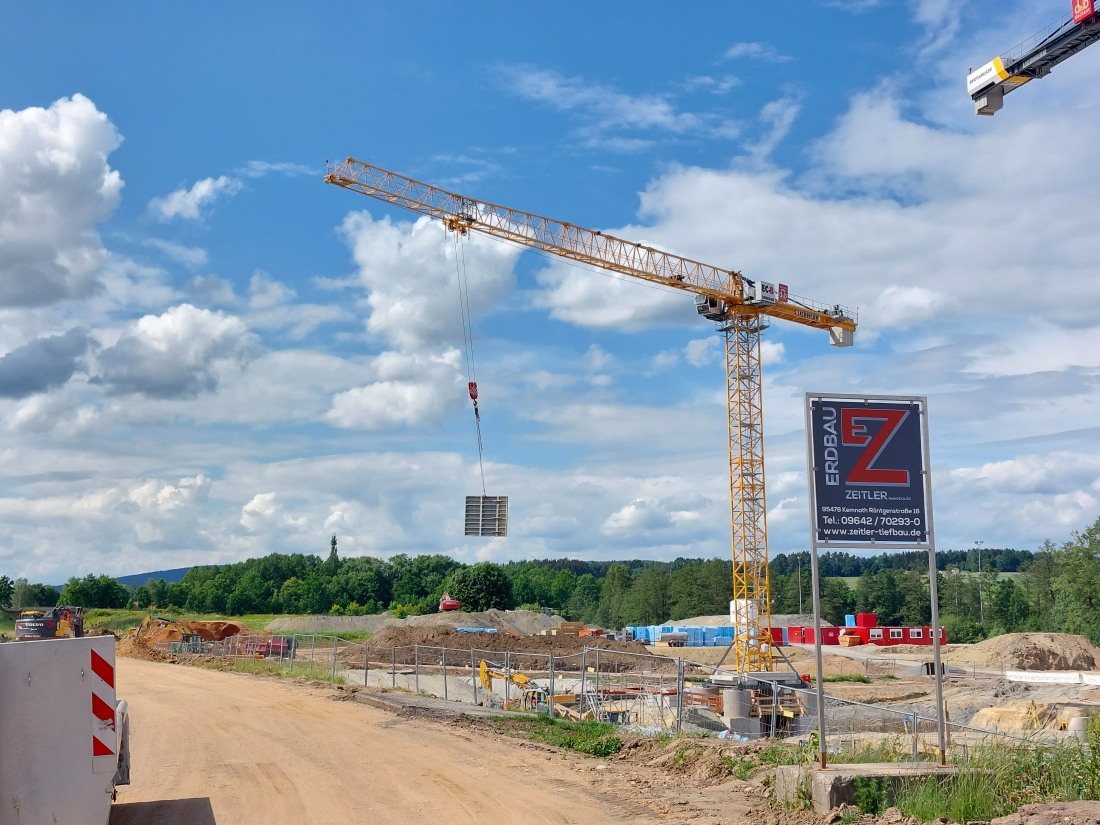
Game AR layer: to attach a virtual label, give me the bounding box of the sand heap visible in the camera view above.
[949,633,1100,671]
[133,615,254,645]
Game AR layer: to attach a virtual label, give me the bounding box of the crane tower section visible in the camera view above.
[968,4,1100,115]
[325,159,857,672]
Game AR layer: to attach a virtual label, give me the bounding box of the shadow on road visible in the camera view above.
[110,798,216,824]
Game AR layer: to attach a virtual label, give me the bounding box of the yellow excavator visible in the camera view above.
[478,660,545,709]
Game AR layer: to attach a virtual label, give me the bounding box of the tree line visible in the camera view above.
[3,517,1100,645]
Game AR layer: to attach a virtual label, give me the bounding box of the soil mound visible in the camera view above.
[993,801,1100,825]
[949,633,1100,671]
[361,625,668,671]
[267,609,560,637]
[135,616,254,645]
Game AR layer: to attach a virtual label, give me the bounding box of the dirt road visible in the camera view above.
[110,659,665,825]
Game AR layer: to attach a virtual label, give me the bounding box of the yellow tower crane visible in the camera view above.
[325,159,857,672]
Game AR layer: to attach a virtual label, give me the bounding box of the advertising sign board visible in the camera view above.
[806,395,928,546]
[1074,0,1095,24]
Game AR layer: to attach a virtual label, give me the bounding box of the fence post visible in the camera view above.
[331,637,338,682]
[580,648,587,712]
[675,657,684,734]
[504,652,511,709]
[441,646,448,700]
[365,645,369,688]
[594,646,601,723]
[415,645,420,694]
[549,654,555,717]
[309,635,316,675]
[392,646,396,687]
[471,649,479,705]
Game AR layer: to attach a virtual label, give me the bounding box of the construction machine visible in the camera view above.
[479,659,546,709]
[13,605,84,640]
[325,160,857,673]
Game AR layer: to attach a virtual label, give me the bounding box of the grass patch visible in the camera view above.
[823,674,871,684]
[488,714,623,757]
[886,723,1100,822]
[208,657,347,685]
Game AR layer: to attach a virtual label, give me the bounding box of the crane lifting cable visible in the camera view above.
[451,233,487,496]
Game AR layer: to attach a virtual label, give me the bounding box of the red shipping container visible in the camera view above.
[821,627,841,645]
[856,613,877,628]
[769,627,784,647]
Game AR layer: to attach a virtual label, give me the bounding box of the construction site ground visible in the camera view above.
[110,653,1100,825]
[109,620,1100,824]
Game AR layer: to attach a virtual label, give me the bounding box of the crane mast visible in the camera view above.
[326,158,857,672]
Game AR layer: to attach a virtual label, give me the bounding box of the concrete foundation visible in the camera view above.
[774,762,958,814]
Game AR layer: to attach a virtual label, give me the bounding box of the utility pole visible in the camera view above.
[975,540,985,625]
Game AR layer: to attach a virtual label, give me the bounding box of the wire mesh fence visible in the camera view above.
[161,633,1064,756]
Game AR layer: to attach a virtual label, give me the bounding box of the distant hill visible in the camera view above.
[114,567,192,588]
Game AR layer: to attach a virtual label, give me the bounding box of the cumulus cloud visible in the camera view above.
[96,304,256,398]
[0,328,90,398]
[530,258,695,330]
[0,94,122,306]
[340,211,519,352]
[148,175,242,222]
[326,349,464,429]
[240,492,307,532]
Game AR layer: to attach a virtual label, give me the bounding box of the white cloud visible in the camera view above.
[148,175,242,222]
[96,304,257,398]
[505,67,741,147]
[326,349,464,429]
[238,160,313,178]
[241,492,307,532]
[145,239,208,268]
[723,42,792,62]
[249,270,296,309]
[530,258,695,330]
[340,211,519,352]
[0,94,122,306]
[746,97,801,163]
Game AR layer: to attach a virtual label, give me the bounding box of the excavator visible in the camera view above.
[11,605,84,640]
[478,659,547,710]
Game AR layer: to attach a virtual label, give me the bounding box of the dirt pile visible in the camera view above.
[133,615,255,645]
[360,626,667,671]
[949,633,1100,671]
[267,608,560,636]
[993,801,1100,825]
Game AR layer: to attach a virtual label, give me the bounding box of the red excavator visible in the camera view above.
[439,592,461,612]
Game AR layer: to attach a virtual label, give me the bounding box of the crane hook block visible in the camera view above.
[468,382,478,400]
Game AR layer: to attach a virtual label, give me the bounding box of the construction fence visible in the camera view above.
[171,634,1064,756]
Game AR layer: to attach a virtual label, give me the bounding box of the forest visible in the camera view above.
[3,517,1099,645]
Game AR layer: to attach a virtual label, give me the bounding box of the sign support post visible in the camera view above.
[805,393,945,768]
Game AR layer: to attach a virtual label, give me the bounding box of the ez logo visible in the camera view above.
[841,408,910,486]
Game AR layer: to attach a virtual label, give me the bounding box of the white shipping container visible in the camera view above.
[0,636,129,825]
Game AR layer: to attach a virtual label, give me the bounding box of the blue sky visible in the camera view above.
[2,1,1099,581]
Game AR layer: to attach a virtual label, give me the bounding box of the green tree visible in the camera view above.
[820,578,855,626]
[622,567,672,626]
[991,578,1030,632]
[446,563,514,612]
[11,578,32,608]
[596,564,631,628]
[549,570,577,608]
[565,574,601,623]
[0,575,13,608]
